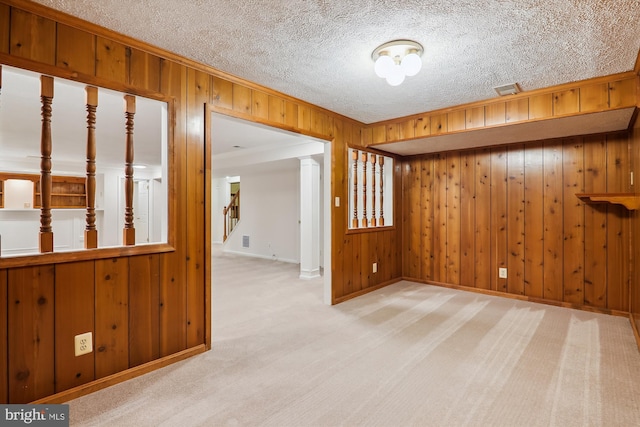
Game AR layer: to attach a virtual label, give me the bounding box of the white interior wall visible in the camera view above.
[224,167,300,263]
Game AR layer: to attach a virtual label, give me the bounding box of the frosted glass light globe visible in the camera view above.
[374,55,394,78]
[401,52,422,77]
[385,65,405,86]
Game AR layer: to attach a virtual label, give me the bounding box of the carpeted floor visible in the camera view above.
[68,248,640,426]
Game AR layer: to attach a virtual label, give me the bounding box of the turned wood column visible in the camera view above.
[379,156,384,226]
[371,154,377,227]
[352,149,358,229]
[39,76,54,253]
[84,86,98,249]
[361,151,368,228]
[123,95,136,246]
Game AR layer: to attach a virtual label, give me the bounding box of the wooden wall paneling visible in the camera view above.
[160,59,188,357]
[393,160,403,279]
[579,83,609,112]
[401,160,411,277]
[186,68,208,348]
[251,90,269,120]
[414,115,430,137]
[506,98,529,123]
[129,254,160,367]
[211,76,233,110]
[553,89,580,116]
[297,105,311,131]
[360,233,371,290]
[474,148,491,289]
[0,269,7,404]
[9,8,56,65]
[268,95,285,124]
[606,133,631,311]
[330,120,346,300]
[54,261,95,393]
[485,102,506,127]
[524,142,545,298]
[466,107,484,129]
[490,148,508,292]
[95,37,127,85]
[433,153,448,282]
[609,79,636,109]
[371,125,386,144]
[431,114,447,135]
[459,152,475,287]
[420,156,434,281]
[0,4,9,53]
[562,138,585,304]
[8,266,55,403]
[447,110,465,132]
[284,100,298,128]
[56,24,96,76]
[542,140,564,301]
[506,145,525,295]
[95,258,129,379]
[351,234,362,292]
[583,135,608,307]
[408,158,422,279]
[446,154,461,285]
[529,94,553,120]
[310,110,328,136]
[386,123,399,142]
[397,119,414,140]
[128,48,161,93]
[231,83,252,115]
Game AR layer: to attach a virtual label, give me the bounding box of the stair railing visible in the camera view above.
[223,190,240,242]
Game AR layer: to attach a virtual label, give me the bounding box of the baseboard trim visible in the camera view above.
[333,278,402,304]
[631,313,640,352]
[31,345,207,404]
[222,249,298,264]
[403,277,630,318]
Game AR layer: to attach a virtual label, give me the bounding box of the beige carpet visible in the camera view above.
[68,248,640,426]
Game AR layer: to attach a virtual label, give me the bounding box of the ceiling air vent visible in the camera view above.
[494,83,521,96]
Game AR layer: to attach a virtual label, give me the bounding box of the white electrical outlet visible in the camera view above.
[373,262,378,273]
[499,268,508,279]
[74,332,93,357]
[335,197,340,207]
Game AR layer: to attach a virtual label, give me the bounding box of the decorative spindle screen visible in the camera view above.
[349,149,393,229]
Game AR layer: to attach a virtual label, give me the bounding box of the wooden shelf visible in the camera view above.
[575,193,640,210]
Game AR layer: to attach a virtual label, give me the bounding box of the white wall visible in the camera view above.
[224,167,300,263]
[211,177,229,244]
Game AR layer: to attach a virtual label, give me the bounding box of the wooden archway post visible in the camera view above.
[123,95,136,246]
[39,75,54,253]
[84,86,98,249]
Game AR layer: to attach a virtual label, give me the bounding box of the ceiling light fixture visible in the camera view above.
[372,40,424,86]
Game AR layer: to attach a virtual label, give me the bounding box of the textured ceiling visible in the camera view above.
[32,0,640,124]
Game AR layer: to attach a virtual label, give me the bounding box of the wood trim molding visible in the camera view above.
[31,345,206,404]
[631,313,640,352]
[408,277,631,318]
[0,243,175,269]
[209,104,332,142]
[332,277,402,305]
[635,47,640,75]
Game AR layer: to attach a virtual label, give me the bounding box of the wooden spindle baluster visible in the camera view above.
[352,149,358,228]
[361,151,368,228]
[123,95,136,245]
[371,154,377,227]
[39,76,54,253]
[379,155,384,226]
[84,86,98,249]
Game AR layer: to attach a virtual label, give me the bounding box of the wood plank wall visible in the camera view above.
[0,0,399,403]
[631,84,640,339]
[401,132,633,312]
